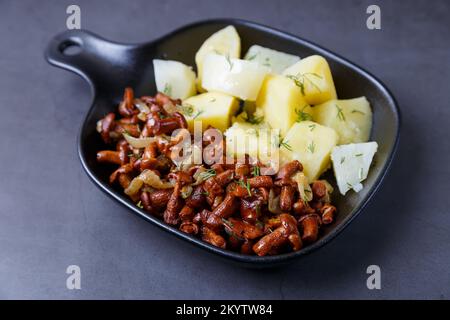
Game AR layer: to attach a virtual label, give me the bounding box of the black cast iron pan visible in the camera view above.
[45,19,400,267]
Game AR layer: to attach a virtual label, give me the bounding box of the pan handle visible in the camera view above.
[45,29,135,91]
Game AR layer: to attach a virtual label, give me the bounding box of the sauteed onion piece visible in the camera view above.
[123,133,156,148]
[125,169,174,196]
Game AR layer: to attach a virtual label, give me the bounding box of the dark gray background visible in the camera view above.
[0,0,449,299]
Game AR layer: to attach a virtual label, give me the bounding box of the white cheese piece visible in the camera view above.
[331,142,378,195]
[244,45,300,74]
[153,59,196,99]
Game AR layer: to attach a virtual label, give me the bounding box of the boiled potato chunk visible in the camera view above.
[313,97,373,145]
[153,59,196,99]
[195,26,241,91]
[225,115,280,166]
[181,92,239,132]
[331,142,378,195]
[202,53,269,101]
[244,45,300,74]
[256,74,312,136]
[280,121,338,182]
[282,55,337,105]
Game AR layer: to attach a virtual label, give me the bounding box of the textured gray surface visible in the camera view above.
[0,0,449,299]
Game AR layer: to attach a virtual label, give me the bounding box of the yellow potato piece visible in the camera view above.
[195,25,241,92]
[202,53,269,101]
[256,74,312,137]
[282,55,337,105]
[244,45,300,74]
[225,114,280,165]
[181,92,239,132]
[153,59,196,99]
[280,121,338,182]
[313,97,373,145]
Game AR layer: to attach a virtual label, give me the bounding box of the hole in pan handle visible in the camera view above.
[45,29,135,92]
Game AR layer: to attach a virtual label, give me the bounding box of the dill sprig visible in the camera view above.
[198,169,216,180]
[179,104,203,119]
[179,103,195,117]
[238,180,252,197]
[244,113,264,125]
[192,110,204,120]
[221,218,234,228]
[335,104,346,121]
[128,152,141,160]
[163,83,172,96]
[295,106,313,122]
[287,72,322,95]
[307,141,316,153]
[279,138,293,151]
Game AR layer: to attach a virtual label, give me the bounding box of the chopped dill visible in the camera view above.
[198,169,216,180]
[221,218,234,228]
[192,109,204,120]
[179,103,195,117]
[307,141,316,153]
[336,104,346,121]
[128,152,141,160]
[163,83,172,96]
[279,139,293,151]
[287,72,322,95]
[245,113,264,125]
[295,106,313,122]
[238,180,252,197]
[158,111,167,119]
